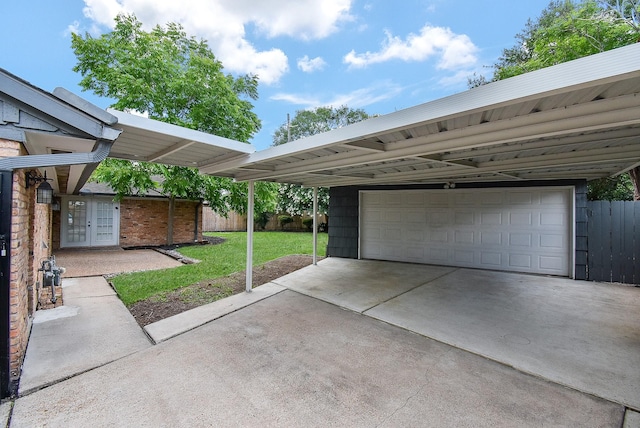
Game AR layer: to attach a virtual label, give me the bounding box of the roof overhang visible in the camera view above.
[205,44,640,187]
[0,66,256,195]
[106,109,255,170]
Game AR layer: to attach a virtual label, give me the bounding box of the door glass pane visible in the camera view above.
[95,201,114,242]
[67,201,87,243]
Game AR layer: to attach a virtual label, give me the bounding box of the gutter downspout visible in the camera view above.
[0,139,115,172]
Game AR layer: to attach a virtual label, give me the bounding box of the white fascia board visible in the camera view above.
[228,44,640,168]
[108,108,256,155]
[0,69,118,141]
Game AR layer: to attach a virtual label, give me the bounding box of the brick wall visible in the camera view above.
[1,139,57,388]
[9,168,31,384]
[119,198,202,247]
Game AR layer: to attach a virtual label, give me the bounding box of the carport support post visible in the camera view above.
[246,180,254,292]
[313,187,318,265]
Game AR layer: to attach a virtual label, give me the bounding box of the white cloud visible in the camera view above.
[297,56,327,73]
[271,80,403,110]
[79,0,354,85]
[343,25,478,71]
[270,93,322,106]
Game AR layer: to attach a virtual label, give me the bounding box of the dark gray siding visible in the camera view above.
[327,186,359,258]
[327,180,588,279]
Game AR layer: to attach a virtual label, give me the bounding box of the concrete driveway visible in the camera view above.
[9,258,640,426]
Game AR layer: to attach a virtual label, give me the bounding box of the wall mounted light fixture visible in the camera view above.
[25,171,53,204]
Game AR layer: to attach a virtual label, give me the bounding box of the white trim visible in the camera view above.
[246,181,254,293]
[313,187,318,266]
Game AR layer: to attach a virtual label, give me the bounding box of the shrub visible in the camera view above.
[278,215,294,230]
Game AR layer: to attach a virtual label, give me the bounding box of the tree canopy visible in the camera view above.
[273,106,371,147]
[72,14,276,215]
[272,106,372,215]
[493,0,640,81]
[473,0,640,200]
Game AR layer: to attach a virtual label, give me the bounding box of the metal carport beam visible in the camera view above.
[230,95,640,182]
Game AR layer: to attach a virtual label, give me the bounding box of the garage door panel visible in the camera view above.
[509,233,532,247]
[454,230,475,244]
[425,193,448,206]
[480,212,502,225]
[509,191,535,205]
[481,192,504,205]
[541,212,565,226]
[455,212,475,225]
[508,253,533,269]
[480,232,502,245]
[428,211,449,225]
[428,230,449,243]
[480,252,502,267]
[453,250,475,264]
[361,188,571,276]
[510,212,533,226]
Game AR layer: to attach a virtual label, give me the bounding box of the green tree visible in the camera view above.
[477,0,639,199]
[272,106,371,216]
[72,13,276,216]
[273,106,372,146]
[587,174,634,200]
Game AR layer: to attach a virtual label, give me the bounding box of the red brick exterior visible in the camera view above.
[0,139,57,386]
[1,136,202,392]
[119,198,203,247]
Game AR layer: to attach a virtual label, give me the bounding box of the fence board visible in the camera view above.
[623,202,635,283]
[611,202,623,281]
[587,200,639,284]
[632,202,640,284]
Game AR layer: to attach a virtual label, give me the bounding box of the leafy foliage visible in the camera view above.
[72,14,274,214]
[587,175,634,200]
[276,184,329,216]
[476,0,640,200]
[493,1,639,80]
[72,14,259,141]
[272,106,371,215]
[273,106,372,146]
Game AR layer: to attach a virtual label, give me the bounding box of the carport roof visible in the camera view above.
[203,43,640,187]
[106,109,255,169]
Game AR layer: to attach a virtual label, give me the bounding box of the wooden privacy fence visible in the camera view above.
[202,208,327,232]
[587,201,640,284]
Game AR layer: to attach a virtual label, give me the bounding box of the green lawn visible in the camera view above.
[111,232,328,306]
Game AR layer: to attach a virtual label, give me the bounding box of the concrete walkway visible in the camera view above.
[8,258,640,426]
[18,276,152,395]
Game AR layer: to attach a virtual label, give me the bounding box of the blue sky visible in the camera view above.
[1,0,551,150]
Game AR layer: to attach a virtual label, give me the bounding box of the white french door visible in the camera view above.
[61,197,120,247]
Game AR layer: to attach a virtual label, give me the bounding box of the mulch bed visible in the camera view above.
[128,254,318,327]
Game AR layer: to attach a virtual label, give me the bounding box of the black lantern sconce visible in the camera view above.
[26,171,54,204]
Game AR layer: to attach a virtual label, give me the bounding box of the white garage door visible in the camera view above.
[360,188,572,276]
